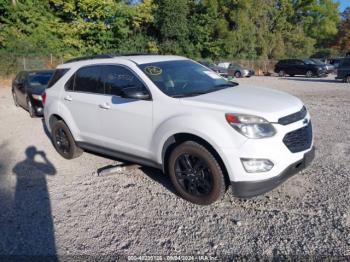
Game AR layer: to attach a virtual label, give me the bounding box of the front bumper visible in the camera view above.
[231,147,315,198]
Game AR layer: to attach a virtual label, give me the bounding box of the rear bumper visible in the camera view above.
[231,147,315,198]
[31,99,44,116]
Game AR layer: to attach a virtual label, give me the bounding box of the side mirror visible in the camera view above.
[121,86,151,100]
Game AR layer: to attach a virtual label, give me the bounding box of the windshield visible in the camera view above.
[303,59,316,65]
[311,59,324,65]
[139,60,237,98]
[28,72,53,87]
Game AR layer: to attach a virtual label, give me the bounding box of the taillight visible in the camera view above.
[42,92,47,105]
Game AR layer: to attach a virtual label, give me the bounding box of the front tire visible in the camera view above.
[278,70,285,77]
[12,91,18,107]
[344,75,350,83]
[51,120,83,159]
[167,141,226,205]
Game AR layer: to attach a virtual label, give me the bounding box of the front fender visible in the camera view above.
[151,115,247,164]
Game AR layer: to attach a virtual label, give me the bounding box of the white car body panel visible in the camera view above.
[44,55,314,187]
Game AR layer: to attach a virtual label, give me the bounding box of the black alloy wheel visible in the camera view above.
[55,127,71,157]
[51,120,83,159]
[168,141,226,205]
[174,153,213,196]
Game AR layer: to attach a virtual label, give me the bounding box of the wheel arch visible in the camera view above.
[161,132,230,187]
[49,114,65,130]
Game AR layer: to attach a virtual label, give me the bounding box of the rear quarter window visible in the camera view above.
[47,69,69,88]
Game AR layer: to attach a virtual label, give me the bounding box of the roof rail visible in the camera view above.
[63,53,158,64]
[64,54,114,64]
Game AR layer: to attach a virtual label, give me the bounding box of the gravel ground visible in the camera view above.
[0,75,349,260]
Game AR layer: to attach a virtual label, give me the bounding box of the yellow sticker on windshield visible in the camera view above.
[145,66,162,75]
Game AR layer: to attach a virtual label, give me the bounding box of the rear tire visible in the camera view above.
[234,71,242,78]
[51,120,83,159]
[289,74,295,77]
[278,70,285,77]
[167,141,227,205]
[306,70,313,78]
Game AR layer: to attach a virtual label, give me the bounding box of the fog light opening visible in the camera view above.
[241,158,274,173]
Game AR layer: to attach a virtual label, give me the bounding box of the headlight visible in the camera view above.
[225,113,276,139]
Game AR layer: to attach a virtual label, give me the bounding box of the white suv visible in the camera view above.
[44,55,314,205]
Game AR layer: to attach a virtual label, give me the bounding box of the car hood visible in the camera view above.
[27,86,46,95]
[180,85,304,122]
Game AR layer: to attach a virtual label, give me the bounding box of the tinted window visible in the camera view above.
[303,59,315,65]
[74,66,103,94]
[27,71,54,87]
[341,59,350,67]
[277,60,288,65]
[47,69,69,88]
[15,72,23,82]
[65,74,75,91]
[101,65,146,96]
[17,72,27,83]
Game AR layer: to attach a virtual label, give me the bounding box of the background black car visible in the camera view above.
[329,58,343,69]
[274,59,327,77]
[335,58,350,83]
[310,58,335,74]
[12,70,54,117]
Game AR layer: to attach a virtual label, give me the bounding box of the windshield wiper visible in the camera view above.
[172,91,210,98]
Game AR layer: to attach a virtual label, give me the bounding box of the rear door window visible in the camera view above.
[73,66,104,94]
[101,65,147,96]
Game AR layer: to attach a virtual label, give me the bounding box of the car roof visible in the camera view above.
[58,55,188,68]
[19,69,54,74]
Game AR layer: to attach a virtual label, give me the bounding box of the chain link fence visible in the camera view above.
[0,55,279,78]
[0,55,65,78]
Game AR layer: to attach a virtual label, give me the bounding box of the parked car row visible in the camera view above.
[274,57,350,83]
[274,59,328,78]
[12,54,315,205]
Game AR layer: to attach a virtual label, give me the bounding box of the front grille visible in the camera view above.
[278,106,307,125]
[283,122,313,153]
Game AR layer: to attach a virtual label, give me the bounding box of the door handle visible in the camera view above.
[99,103,110,110]
[64,95,72,101]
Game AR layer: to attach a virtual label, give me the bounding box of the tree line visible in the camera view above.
[0,0,349,61]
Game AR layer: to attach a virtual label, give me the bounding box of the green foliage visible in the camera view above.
[333,7,350,54]
[0,0,343,63]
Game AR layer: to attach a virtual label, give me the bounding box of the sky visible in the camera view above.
[336,0,349,11]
